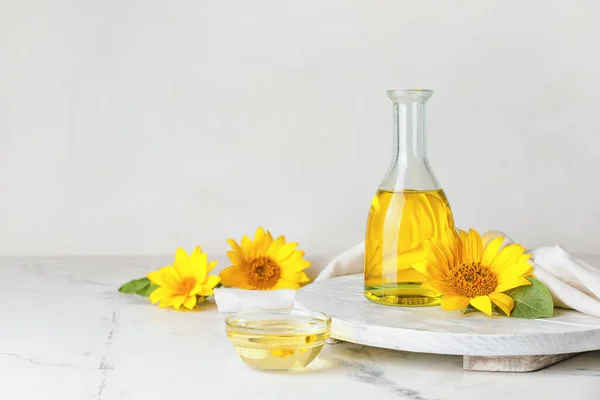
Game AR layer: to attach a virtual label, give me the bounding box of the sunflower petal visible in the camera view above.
[271,279,300,290]
[482,236,505,266]
[286,259,311,273]
[198,275,221,296]
[427,279,456,295]
[281,270,310,284]
[441,295,470,311]
[279,250,305,266]
[149,287,171,304]
[489,292,514,316]
[519,253,532,263]
[267,236,286,257]
[171,295,186,310]
[294,271,310,283]
[253,227,271,255]
[241,235,252,254]
[496,262,533,283]
[159,296,176,308]
[254,226,266,243]
[424,240,451,276]
[273,242,299,263]
[470,295,493,316]
[425,262,448,281]
[495,277,531,293]
[173,248,192,276]
[467,229,483,264]
[226,250,243,266]
[227,238,244,256]
[183,295,197,310]
[147,266,180,290]
[441,229,461,263]
[265,230,274,242]
[207,260,218,273]
[435,236,455,267]
[219,265,252,289]
[490,244,526,274]
[189,246,208,280]
[459,229,470,263]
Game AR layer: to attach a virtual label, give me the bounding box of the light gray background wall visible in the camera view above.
[1,1,599,256]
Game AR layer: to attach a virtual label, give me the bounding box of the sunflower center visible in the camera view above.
[247,257,281,289]
[448,262,497,298]
[177,276,197,295]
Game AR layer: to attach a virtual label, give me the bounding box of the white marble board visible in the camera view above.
[294,274,600,371]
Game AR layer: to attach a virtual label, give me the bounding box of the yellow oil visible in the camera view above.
[227,320,330,372]
[364,188,455,306]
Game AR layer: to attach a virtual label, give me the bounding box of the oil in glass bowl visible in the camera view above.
[225,309,331,372]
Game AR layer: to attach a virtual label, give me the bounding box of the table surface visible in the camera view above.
[3,256,600,400]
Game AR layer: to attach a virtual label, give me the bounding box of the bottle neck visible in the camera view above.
[392,101,428,165]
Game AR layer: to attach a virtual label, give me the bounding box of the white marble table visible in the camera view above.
[3,256,600,400]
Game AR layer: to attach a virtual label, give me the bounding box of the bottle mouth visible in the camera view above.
[387,89,433,103]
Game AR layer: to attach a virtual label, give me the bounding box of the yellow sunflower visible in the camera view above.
[219,227,311,290]
[424,229,533,316]
[147,246,221,310]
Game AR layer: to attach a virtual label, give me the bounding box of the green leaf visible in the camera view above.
[119,278,151,294]
[507,278,554,319]
[118,278,159,297]
[137,284,159,297]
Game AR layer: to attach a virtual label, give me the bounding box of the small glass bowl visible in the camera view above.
[225,309,331,372]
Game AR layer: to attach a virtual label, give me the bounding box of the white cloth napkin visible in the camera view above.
[213,287,296,312]
[214,231,600,317]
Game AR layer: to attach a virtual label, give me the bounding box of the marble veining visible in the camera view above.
[3,256,600,400]
[96,310,117,400]
[332,345,435,400]
[0,352,80,369]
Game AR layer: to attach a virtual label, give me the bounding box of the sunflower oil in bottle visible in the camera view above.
[364,89,455,306]
[364,188,454,306]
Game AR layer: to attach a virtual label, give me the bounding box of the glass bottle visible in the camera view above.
[364,89,455,307]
